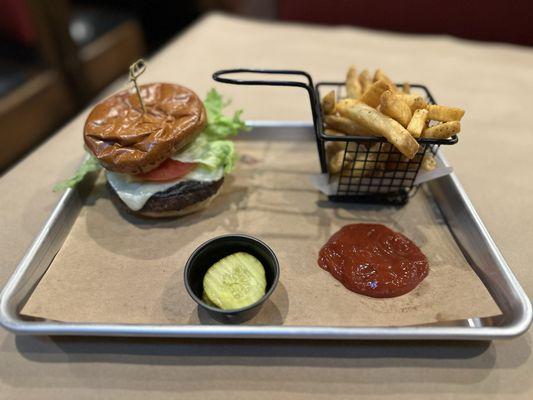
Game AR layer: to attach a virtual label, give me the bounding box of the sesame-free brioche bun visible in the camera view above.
[84,83,206,175]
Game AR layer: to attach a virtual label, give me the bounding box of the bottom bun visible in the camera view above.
[108,178,224,218]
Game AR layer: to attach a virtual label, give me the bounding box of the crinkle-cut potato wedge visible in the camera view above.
[394,93,427,112]
[380,90,412,127]
[360,79,392,108]
[358,69,372,93]
[325,114,380,137]
[321,90,336,115]
[407,108,429,138]
[426,104,465,122]
[422,121,461,139]
[336,99,420,159]
[346,66,362,98]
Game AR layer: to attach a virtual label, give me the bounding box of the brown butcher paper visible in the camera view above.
[21,137,500,326]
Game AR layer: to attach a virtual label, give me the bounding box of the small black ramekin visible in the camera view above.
[184,234,280,324]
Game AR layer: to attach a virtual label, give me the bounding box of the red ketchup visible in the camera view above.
[318,224,429,298]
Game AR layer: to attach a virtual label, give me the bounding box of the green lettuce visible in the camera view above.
[171,135,236,173]
[203,88,248,140]
[53,154,101,192]
[172,89,248,173]
[54,89,246,190]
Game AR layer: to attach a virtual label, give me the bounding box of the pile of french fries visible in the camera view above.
[322,66,465,175]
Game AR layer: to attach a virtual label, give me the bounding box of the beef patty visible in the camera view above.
[107,178,224,215]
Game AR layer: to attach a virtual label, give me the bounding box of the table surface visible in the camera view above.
[1,13,532,400]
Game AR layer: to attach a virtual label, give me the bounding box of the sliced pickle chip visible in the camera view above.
[202,252,266,310]
[201,291,217,307]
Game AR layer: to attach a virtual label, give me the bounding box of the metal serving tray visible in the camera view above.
[1,122,531,340]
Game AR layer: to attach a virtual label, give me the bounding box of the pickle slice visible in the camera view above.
[202,291,217,307]
[203,252,266,310]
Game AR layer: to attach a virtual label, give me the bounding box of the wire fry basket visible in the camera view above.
[213,69,458,205]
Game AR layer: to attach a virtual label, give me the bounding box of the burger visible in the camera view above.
[56,83,246,218]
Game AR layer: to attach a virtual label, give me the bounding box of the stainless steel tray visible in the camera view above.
[1,122,531,340]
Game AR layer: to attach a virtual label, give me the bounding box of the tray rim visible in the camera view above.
[1,121,531,340]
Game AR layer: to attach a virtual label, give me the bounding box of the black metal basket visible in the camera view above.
[213,69,457,205]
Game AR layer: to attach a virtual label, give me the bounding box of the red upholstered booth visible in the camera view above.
[279,0,533,47]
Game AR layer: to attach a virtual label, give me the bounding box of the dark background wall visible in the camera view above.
[0,0,531,172]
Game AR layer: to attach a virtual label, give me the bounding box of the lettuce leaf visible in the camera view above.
[203,88,249,140]
[53,154,101,191]
[171,135,236,173]
[173,89,247,173]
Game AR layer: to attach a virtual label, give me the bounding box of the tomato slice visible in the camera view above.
[137,159,197,182]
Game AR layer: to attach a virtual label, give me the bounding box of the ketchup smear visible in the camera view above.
[318,224,429,298]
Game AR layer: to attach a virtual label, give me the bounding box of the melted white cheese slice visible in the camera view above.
[107,166,224,211]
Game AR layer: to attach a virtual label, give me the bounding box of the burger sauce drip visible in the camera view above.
[318,224,429,298]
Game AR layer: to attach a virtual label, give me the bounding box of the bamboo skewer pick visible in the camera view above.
[129,59,147,113]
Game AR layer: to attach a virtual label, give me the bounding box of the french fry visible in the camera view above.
[328,151,343,174]
[426,104,465,122]
[406,108,429,138]
[347,66,357,80]
[336,99,420,159]
[362,143,385,175]
[411,96,427,112]
[380,90,412,127]
[352,156,376,177]
[373,68,397,91]
[358,69,372,93]
[346,66,362,98]
[394,93,427,112]
[325,114,379,137]
[324,128,345,136]
[422,154,437,171]
[321,90,336,115]
[325,134,358,156]
[325,136,348,174]
[325,138,346,155]
[402,82,411,94]
[373,69,386,81]
[385,151,422,171]
[324,132,362,162]
[422,121,461,139]
[325,132,384,176]
[360,79,392,108]
[341,146,384,178]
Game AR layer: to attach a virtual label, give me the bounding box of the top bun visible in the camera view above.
[84,83,206,174]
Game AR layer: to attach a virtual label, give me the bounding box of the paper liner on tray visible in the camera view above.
[21,139,500,326]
